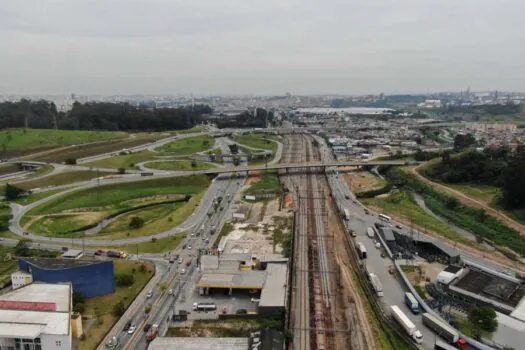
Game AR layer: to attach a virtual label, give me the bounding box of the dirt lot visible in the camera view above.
[344,170,386,194]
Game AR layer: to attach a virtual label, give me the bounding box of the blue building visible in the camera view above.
[18,258,115,298]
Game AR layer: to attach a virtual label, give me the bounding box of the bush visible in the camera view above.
[64,158,77,165]
[139,264,147,273]
[73,302,85,314]
[116,273,135,287]
[129,216,144,229]
[117,167,126,174]
[5,183,24,200]
[112,301,126,317]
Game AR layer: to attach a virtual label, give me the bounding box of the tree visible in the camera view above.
[117,167,126,174]
[468,306,498,335]
[4,183,24,200]
[191,159,197,168]
[14,239,31,256]
[112,301,126,317]
[453,133,476,151]
[64,158,77,165]
[502,145,525,209]
[139,264,147,273]
[129,216,144,229]
[116,273,135,287]
[73,291,86,306]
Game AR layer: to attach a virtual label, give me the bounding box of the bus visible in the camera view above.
[192,302,217,311]
[422,313,459,344]
[378,214,391,223]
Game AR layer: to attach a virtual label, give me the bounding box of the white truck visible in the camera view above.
[367,227,375,239]
[343,208,350,221]
[390,305,423,344]
[369,273,384,297]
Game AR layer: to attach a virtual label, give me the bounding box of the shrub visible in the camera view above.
[129,216,144,229]
[112,301,126,317]
[116,273,135,287]
[64,158,77,165]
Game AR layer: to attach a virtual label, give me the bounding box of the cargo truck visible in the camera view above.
[370,274,384,297]
[422,313,460,344]
[404,292,420,314]
[343,208,350,221]
[390,305,423,344]
[357,242,367,259]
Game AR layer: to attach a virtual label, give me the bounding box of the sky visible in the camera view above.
[1,0,525,95]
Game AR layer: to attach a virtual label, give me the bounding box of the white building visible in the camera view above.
[0,283,72,350]
[11,271,33,290]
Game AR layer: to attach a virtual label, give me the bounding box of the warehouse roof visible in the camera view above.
[21,257,103,270]
[149,337,249,350]
[196,270,266,289]
[0,283,71,337]
[259,264,288,308]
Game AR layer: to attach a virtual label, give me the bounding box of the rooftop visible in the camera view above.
[259,264,288,308]
[61,249,83,258]
[148,337,249,350]
[444,265,462,274]
[0,283,70,312]
[21,257,102,270]
[0,283,71,337]
[197,270,266,289]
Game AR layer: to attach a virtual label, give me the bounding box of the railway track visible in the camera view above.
[283,134,334,350]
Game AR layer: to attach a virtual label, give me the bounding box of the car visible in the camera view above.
[352,200,357,204]
[168,289,173,295]
[181,268,186,274]
[182,244,187,249]
[375,242,381,249]
[123,321,131,331]
[344,195,350,200]
[143,323,152,332]
[94,249,105,256]
[363,209,369,215]
[380,252,386,258]
[185,261,191,267]
[23,232,29,236]
[395,224,403,229]
[251,298,260,303]
[146,290,153,298]
[127,325,136,334]
[178,258,183,264]
[187,245,192,250]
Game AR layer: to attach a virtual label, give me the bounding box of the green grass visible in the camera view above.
[441,183,501,204]
[156,135,215,154]
[84,150,160,169]
[27,136,161,163]
[0,129,128,157]
[28,175,210,215]
[213,222,234,248]
[78,260,154,350]
[16,171,113,190]
[244,171,282,195]
[0,164,22,176]
[14,189,67,205]
[0,246,18,288]
[144,160,216,171]
[363,191,461,241]
[233,133,278,153]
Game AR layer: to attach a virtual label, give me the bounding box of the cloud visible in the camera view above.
[1,0,524,94]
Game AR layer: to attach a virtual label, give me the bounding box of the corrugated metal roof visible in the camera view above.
[259,264,288,308]
[0,300,56,312]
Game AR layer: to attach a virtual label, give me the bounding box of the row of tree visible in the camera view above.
[0,99,212,131]
[424,145,525,209]
[212,108,274,128]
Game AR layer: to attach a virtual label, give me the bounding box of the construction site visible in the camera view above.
[280,134,378,350]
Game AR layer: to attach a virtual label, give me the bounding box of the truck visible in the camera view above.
[192,302,217,311]
[145,324,159,342]
[366,227,375,239]
[390,305,423,344]
[404,292,419,314]
[343,208,350,221]
[422,313,460,344]
[357,242,367,259]
[370,274,383,297]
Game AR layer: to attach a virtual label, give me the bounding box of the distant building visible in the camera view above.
[0,283,73,350]
[18,258,115,298]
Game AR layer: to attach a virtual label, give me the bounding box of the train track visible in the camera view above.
[283,134,334,350]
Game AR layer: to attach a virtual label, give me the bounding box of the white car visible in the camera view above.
[181,268,186,274]
[168,289,173,295]
[187,245,192,250]
[127,325,136,334]
[178,258,183,264]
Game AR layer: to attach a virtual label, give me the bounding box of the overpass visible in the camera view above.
[184,160,417,176]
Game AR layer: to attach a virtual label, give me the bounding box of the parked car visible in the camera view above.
[146,290,153,299]
[143,324,152,332]
[94,249,105,256]
[127,325,136,334]
[168,289,173,295]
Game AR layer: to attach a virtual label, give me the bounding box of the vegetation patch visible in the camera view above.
[16,171,113,190]
[84,150,160,169]
[155,135,214,154]
[0,163,22,176]
[77,260,154,350]
[363,191,460,241]
[166,317,283,338]
[233,133,278,153]
[244,171,282,197]
[0,129,128,158]
[145,160,216,171]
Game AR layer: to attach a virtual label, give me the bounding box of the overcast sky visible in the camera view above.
[1,0,524,95]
